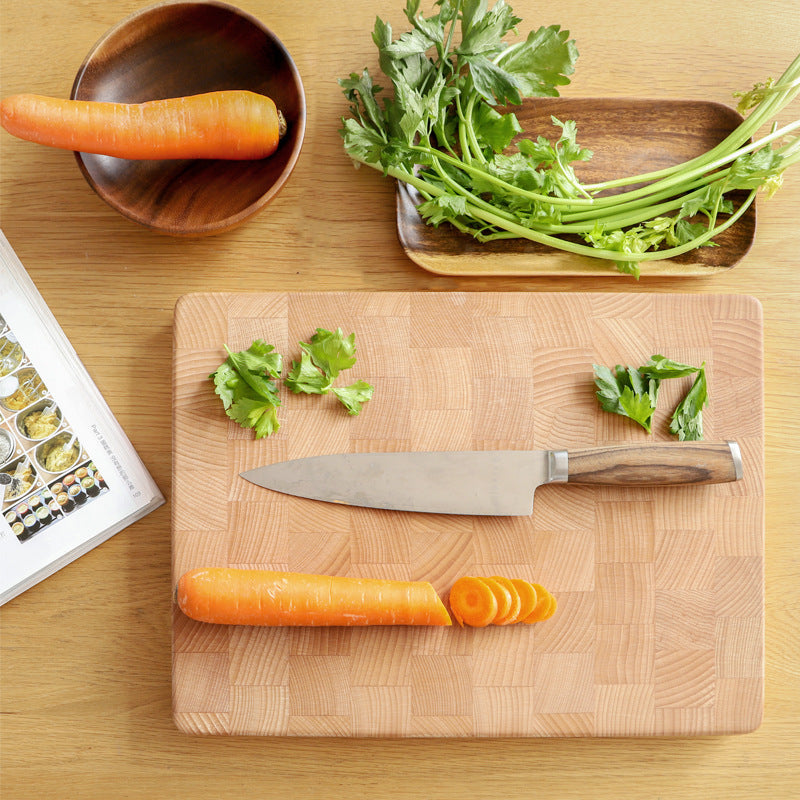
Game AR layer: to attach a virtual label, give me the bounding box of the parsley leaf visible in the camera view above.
[333,381,375,415]
[497,25,579,97]
[669,366,708,441]
[593,364,658,432]
[285,328,374,416]
[210,340,282,439]
[594,356,708,439]
[641,354,702,380]
[284,350,332,395]
[300,328,358,379]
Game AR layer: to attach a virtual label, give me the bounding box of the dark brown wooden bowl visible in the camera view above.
[71,1,305,236]
[397,97,755,277]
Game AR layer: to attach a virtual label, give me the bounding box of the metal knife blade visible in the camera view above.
[239,442,742,516]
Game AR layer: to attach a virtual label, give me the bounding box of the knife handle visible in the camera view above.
[566,441,742,486]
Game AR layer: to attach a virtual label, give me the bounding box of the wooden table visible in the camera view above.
[1,0,798,796]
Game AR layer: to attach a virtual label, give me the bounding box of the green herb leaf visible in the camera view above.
[210,340,282,438]
[669,367,708,441]
[300,328,358,379]
[617,385,658,433]
[641,355,702,380]
[457,0,521,57]
[226,396,281,439]
[333,380,375,415]
[285,329,375,414]
[497,25,578,97]
[594,356,708,440]
[592,363,657,432]
[284,351,332,395]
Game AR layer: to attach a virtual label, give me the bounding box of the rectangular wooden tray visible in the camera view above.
[396,98,755,277]
[172,292,764,736]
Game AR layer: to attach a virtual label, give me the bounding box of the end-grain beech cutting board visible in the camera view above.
[172,292,764,737]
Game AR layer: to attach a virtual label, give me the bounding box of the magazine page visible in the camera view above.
[0,232,164,604]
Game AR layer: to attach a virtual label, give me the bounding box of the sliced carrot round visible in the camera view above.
[538,590,557,621]
[490,576,522,624]
[522,583,556,624]
[477,577,512,623]
[509,579,538,623]
[448,576,498,627]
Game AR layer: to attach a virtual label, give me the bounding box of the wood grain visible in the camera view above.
[172,291,764,737]
[397,98,755,276]
[566,442,741,485]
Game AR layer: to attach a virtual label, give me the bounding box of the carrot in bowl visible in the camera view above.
[176,568,452,627]
[0,91,286,160]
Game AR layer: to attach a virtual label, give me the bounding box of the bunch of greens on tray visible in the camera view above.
[339,0,800,276]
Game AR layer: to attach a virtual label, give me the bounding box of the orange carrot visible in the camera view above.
[490,576,522,625]
[522,583,557,623]
[449,576,554,627]
[479,576,512,622]
[0,91,286,160]
[509,578,538,623]
[176,568,452,626]
[448,576,498,627]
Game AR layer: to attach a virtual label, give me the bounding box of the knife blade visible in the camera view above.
[240,441,742,516]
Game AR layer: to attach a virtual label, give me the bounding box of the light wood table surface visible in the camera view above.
[1,0,798,797]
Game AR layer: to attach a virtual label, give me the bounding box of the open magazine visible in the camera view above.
[0,231,164,604]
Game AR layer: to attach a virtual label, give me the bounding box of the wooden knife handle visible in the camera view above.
[566,442,742,486]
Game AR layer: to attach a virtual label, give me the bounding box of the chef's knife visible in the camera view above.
[240,441,742,516]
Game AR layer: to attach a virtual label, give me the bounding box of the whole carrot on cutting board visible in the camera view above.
[176,568,452,627]
[0,90,286,160]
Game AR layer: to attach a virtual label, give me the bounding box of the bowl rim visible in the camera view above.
[69,0,307,236]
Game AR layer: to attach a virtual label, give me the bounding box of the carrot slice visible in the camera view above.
[538,590,557,621]
[509,579,538,623]
[477,577,512,622]
[522,583,557,623]
[490,576,522,624]
[448,576,498,627]
[176,568,452,626]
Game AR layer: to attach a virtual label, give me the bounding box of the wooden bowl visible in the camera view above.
[70,1,306,236]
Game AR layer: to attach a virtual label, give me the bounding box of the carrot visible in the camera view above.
[489,576,522,625]
[522,583,557,623]
[448,576,554,627]
[509,578,538,623]
[0,91,286,160]
[478,576,512,622]
[176,568,452,626]
[448,576,498,627]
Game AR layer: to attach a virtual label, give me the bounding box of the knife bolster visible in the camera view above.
[548,450,569,483]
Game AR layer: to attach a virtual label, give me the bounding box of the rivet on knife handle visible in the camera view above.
[565,441,742,486]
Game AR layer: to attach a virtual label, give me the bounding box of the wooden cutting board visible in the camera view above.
[171,292,764,737]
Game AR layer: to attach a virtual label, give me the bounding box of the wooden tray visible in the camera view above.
[172,292,764,737]
[397,98,755,277]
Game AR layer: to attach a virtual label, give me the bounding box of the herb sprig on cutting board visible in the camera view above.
[340,0,800,276]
